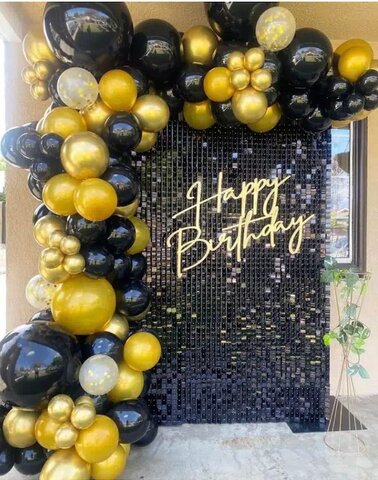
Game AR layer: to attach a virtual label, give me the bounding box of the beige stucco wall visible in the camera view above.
[3,3,378,395]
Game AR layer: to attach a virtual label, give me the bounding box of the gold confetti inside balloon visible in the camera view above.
[99,69,137,112]
[244,48,265,72]
[182,25,218,65]
[127,216,151,255]
[108,361,144,402]
[35,410,61,450]
[91,445,128,480]
[83,99,115,136]
[100,313,130,341]
[231,87,267,124]
[183,100,216,130]
[248,103,282,133]
[79,354,119,396]
[124,332,162,372]
[48,395,74,423]
[73,178,117,222]
[132,95,170,133]
[43,107,87,139]
[25,274,56,309]
[256,6,296,52]
[204,67,234,102]
[57,67,99,110]
[3,408,38,448]
[70,404,96,431]
[43,173,80,216]
[33,215,66,247]
[40,448,91,480]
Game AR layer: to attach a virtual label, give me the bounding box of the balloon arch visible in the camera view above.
[0,2,377,478]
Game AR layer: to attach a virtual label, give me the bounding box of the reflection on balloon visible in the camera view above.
[231,87,267,124]
[3,408,38,448]
[66,214,106,245]
[182,26,218,66]
[83,332,124,362]
[117,280,151,319]
[204,67,234,102]
[55,422,78,449]
[107,400,150,444]
[14,443,47,476]
[48,394,74,423]
[132,95,170,133]
[103,113,142,152]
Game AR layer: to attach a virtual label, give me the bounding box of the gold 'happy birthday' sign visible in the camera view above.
[167,172,315,278]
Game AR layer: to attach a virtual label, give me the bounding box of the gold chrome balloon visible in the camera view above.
[74,178,117,221]
[124,332,162,372]
[71,404,96,430]
[135,130,158,153]
[120,443,131,455]
[61,132,109,180]
[100,313,129,341]
[23,30,56,65]
[248,103,282,133]
[132,95,170,133]
[338,46,372,83]
[63,254,85,275]
[33,215,66,247]
[250,69,272,92]
[55,423,78,449]
[231,87,267,124]
[231,68,250,91]
[40,448,91,480]
[183,100,216,130]
[34,60,55,81]
[39,258,71,284]
[41,247,64,269]
[43,107,87,139]
[30,80,50,101]
[335,38,374,60]
[116,197,139,218]
[108,361,144,402]
[3,408,38,448]
[91,445,128,480]
[48,394,74,423]
[75,415,119,464]
[75,396,95,407]
[99,69,137,111]
[51,274,116,335]
[35,410,61,450]
[60,235,81,255]
[182,25,218,65]
[226,51,245,71]
[43,173,80,216]
[204,67,234,102]
[49,230,66,248]
[22,66,37,85]
[244,48,265,72]
[83,99,115,136]
[127,216,151,255]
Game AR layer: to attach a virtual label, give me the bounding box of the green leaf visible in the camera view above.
[323,333,332,347]
[347,365,359,376]
[361,327,371,339]
[358,365,369,379]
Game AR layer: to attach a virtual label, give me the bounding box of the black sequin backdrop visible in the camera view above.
[136,121,331,426]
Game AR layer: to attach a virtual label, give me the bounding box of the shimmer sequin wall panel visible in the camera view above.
[136,121,331,425]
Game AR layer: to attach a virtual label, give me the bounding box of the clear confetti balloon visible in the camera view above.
[57,67,99,110]
[79,354,119,395]
[25,274,57,309]
[256,6,296,52]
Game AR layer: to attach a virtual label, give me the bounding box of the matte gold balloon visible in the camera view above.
[100,313,129,341]
[231,87,267,124]
[75,415,119,464]
[335,38,374,60]
[108,361,144,403]
[61,132,109,180]
[39,258,71,284]
[41,247,64,269]
[244,48,265,72]
[34,60,55,81]
[135,130,158,153]
[51,274,116,335]
[43,107,87,139]
[33,215,66,247]
[60,235,81,255]
[231,68,250,91]
[132,95,170,133]
[49,230,66,248]
[35,410,61,450]
[55,423,78,449]
[74,178,117,221]
[91,445,128,480]
[23,30,56,65]
[63,254,85,275]
[183,100,216,130]
[226,51,245,71]
[124,332,162,372]
[116,197,139,218]
[40,448,91,480]
[48,394,74,423]
[30,80,50,101]
[204,67,234,102]
[338,46,372,83]
[99,69,137,111]
[70,404,96,430]
[182,25,218,65]
[248,103,282,133]
[250,68,272,92]
[22,65,37,85]
[127,216,151,255]
[3,408,38,448]
[83,99,115,136]
[43,173,80,216]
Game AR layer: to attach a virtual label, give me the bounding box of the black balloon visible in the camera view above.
[66,214,106,245]
[106,215,135,253]
[356,69,378,95]
[116,280,151,317]
[134,417,158,447]
[205,2,278,42]
[107,400,151,444]
[158,88,183,119]
[263,52,282,85]
[29,309,53,323]
[211,101,240,127]
[364,90,378,111]
[0,322,81,408]
[40,133,63,158]
[103,113,142,152]
[129,253,147,279]
[131,19,181,87]
[1,126,33,169]
[48,68,66,105]
[32,204,54,225]
[27,173,44,201]
[81,245,114,277]
[175,64,207,103]
[101,166,140,206]
[279,28,333,87]
[0,445,14,476]
[301,106,331,133]
[325,98,351,121]
[344,92,365,115]
[280,89,315,120]
[14,444,47,476]
[108,253,132,285]
[43,3,133,74]
[265,85,279,107]
[325,76,353,99]
[122,65,149,96]
[212,41,247,67]
[30,156,63,183]
[82,332,124,362]
[16,132,41,160]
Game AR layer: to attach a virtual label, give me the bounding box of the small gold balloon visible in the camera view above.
[30,80,50,101]
[35,409,61,450]
[115,197,139,218]
[41,247,65,269]
[231,68,250,91]
[23,29,56,65]
[70,404,96,430]
[49,230,66,248]
[55,423,78,449]
[40,448,91,480]
[34,215,66,247]
[43,173,80,217]
[132,95,170,133]
[39,258,71,284]
[182,25,218,65]
[127,216,151,255]
[43,107,87,139]
[83,99,115,136]
[22,65,37,85]
[231,87,267,124]
[248,103,282,133]
[204,67,234,102]
[226,51,245,71]
[183,100,216,130]
[108,361,144,403]
[48,394,74,423]
[135,131,158,153]
[60,235,81,255]
[244,48,265,72]
[3,408,38,448]
[124,331,161,372]
[34,60,55,81]
[91,445,128,480]
[250,68,272,92]
[75,396,95,407]
[338,46,372,83]
[101,313,129,341]
[63,254,85,275]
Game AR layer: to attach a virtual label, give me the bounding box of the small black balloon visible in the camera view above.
[108,253,132,286]
[130,253,147,279]
[16,131,41,160]
[48,68,67,104]
[40,133,63,158]
[326,76,353,99]
[344,92,365,115]
[141,371,152,397]
[103,113,142,152]
[66,214,106,245]
[263,52,282,85]
[81,245,114,277]
[280,89,315,120]
[106,215,136,253]
[158,88,183,119]
[302,106,331,133]
[1,126,33,169]
[107,400,151,444]
[265,85,279,107]
[30,156,63,183]
[27,173,44,201]
[116,280,151,317]
[14,444,47,476]
[101,166,140,206]
[122,65,149,96]
[356,69,378,95]
[211,101,241,127]
[82,332,124,362]
[32,204,54,225]
[29,309,53,323]
[364,90,378,111]
[175,64,207,103]
[131,19,182,87]
[212,41,247,67]
[134,417,158,447]
[325,98,351,121]
[0,445,14,476]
